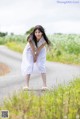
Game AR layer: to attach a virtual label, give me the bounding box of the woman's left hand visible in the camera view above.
[36,49,40,57]
[33,49,40,62]
[33,55,37,62]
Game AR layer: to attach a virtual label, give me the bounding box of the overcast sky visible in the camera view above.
[0,0,80,34]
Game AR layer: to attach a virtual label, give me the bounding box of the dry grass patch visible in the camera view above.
[0,63,10,76]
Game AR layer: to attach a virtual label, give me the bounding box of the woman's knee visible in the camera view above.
[27,64,33,70]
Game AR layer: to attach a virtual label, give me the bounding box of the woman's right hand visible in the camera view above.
[31,49,38,62]
[33,55,37,62]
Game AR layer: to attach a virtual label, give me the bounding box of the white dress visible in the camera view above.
[21,36,46,77]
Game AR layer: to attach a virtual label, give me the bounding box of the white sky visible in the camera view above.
[0,0,80,34]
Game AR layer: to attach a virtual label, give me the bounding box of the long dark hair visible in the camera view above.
[27,25,51,47]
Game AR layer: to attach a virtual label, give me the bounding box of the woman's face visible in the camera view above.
[34,29,43,40]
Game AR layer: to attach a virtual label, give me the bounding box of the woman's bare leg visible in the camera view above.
[25,74,30,87]
[41,73,47,87]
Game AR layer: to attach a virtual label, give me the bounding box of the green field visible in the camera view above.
[0,77,80,119]
[0,33,80,65]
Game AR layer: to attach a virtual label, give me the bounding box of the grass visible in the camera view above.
[0,77,80,119]
[5,41,26,53]
[46,50,80,65]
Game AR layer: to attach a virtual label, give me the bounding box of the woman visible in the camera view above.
[21,25,50,90]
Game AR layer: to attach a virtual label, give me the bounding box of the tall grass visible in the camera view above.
[0,78,80,119]
[47,34,80,65]
[0,35,26,44]
[48,34,80,55]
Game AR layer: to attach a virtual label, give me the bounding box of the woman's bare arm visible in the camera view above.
[28,39,37,62]
[28,40,35,52]
[36,42,46,55]
[28,38,46,62]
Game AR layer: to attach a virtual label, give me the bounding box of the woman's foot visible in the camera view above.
[23,86,29,90]
[41,86,48,90]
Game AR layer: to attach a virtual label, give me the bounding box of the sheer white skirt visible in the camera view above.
[21,45,46,77]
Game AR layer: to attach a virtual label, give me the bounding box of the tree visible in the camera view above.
[10,32,14,35]
[0,32,8,37]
